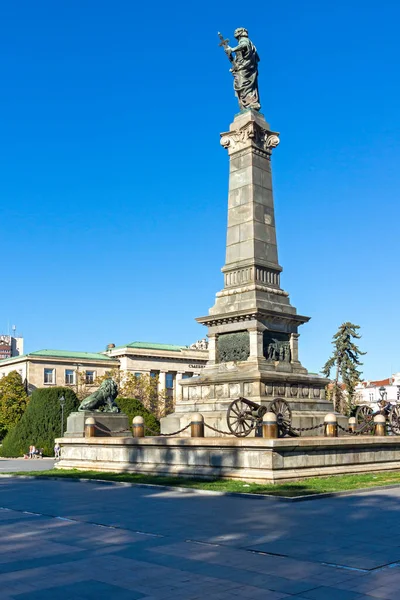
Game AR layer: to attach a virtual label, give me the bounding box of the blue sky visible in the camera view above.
[1,1,399,379]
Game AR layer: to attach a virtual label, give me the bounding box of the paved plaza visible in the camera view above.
[0,459,55,473]
[0,477,399,599]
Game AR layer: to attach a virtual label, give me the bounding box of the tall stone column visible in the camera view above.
[161,108,331,435]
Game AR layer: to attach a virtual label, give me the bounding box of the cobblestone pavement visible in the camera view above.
[0,477,400,599]
[0,458,55,472]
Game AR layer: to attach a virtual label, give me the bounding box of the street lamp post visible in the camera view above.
[59,394,66,437]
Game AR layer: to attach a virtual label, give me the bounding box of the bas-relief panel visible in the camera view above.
[243,382,253,396]
[216,331,250,363]
[274,383,286,397]
[263,331,291,362]
[229,383,240,397]
[263,383,323,400]
[201,386,211,399]
[215,384,229,398]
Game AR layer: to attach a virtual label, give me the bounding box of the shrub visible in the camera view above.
[115,397,160,434]
[0,371,29,438]
[0,387,79,457]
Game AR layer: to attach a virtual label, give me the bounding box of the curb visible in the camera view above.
[1,473,400,502]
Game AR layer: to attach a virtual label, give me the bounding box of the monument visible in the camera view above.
[64,378,131,437]
[161,28,331,434]
[56,29,400,481]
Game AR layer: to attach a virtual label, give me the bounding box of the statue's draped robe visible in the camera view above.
[232,38,260,111]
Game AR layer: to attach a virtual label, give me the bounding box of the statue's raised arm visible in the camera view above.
[218,28,261,112]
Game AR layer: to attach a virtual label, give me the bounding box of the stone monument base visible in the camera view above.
[161,369,335,436]
[65,411,131,438]
[56,435,400,483]
[161,409,347,437]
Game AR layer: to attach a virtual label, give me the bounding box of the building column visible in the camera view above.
[290,333,300,364]
[175,372,184,404]
[158,371,166,393]
[207,334,218,365]
[249,329,264,360]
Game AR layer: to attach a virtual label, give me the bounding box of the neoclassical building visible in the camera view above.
[0,340,209,404]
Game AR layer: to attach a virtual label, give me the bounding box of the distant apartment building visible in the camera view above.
[355,374,400,405]
[0,339,209,403]
[0,334,24,360]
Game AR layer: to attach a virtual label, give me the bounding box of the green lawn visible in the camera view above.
[4,469,400,497]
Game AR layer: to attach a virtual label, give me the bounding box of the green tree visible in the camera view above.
[95,370,168,419]
[322,322,366,415]
[0,387,79,457]
[114,397,160,434]
[0,371,29,438]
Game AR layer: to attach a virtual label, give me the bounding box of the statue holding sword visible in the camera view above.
[218,28,261,112]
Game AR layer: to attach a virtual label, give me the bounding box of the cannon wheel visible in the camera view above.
[227,397,258,437]
[269,398,296,437]
[355,404,374,433]
[389,405,400,435]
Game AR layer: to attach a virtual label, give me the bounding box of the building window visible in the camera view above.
[150,371,159,379]
[134,372,142,378]
[166,373,174,389]
[182,373,193,379]
[369,393,374,402]
[65,369,75,385]
[44,368,55,384]
[85,370,95,384]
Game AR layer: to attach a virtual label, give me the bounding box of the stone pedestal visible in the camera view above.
[162,109,330,436]
[65,411,131,438]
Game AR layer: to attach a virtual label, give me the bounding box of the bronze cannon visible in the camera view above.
[226,397,298,438]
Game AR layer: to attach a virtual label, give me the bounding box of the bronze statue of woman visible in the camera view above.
[224,28,261,111]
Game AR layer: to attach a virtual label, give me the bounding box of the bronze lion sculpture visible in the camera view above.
[78,378,120,412]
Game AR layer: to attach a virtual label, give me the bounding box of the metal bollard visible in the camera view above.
[85,417,96,438]
[191,413,204,437]
[374,414,386,436]
[324,413,338,437]
[263,412,278,439]
[348,416,356,433]
[132,415,145,438]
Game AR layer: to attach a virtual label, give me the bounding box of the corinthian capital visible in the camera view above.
[220,119,279,157]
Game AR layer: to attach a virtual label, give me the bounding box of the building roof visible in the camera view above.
[0,350,117,364]
[360,377,391,389]
[30,350,116,361]
[115,341,187,353]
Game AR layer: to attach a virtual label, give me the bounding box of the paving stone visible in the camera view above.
[1,478,400,599]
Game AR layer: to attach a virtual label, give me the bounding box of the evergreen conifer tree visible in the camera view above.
[0,386,79,457]
[322,322,366,414]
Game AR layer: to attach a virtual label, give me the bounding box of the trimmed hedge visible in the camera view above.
[115,397,160,434]
[0,387,79,457]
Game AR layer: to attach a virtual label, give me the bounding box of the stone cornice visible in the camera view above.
[197,309,310,328]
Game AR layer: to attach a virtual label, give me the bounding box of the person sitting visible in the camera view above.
[29,445,36,459]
